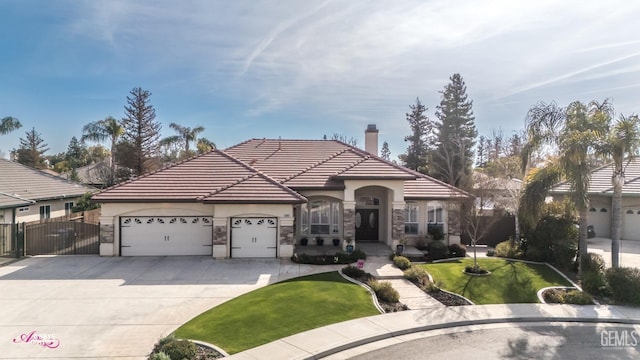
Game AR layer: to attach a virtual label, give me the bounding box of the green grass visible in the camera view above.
[420,258,572,304]
[174,271,379,354]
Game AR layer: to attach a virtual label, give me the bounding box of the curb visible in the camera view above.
[307,316,640,360]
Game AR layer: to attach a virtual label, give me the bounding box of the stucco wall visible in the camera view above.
[13,198,80,223]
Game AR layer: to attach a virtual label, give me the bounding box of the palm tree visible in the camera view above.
[1,116,22,134]
[81,116,124,183]
[602,114,640,268]
[160,123,205,159]
[520,100,611,277]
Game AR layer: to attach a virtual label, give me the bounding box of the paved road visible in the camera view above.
[338,322,640,360]
[0,255,334,360]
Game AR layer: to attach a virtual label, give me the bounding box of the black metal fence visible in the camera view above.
[24,221,100,255]
[0,224,17,257]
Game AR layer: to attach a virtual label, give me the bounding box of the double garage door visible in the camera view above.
[120,216,277,257]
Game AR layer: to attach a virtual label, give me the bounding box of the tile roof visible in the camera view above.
[94,138,472,203]
[551,158,640,196]
[0,159,95,209]
[93,150,306,203]
[0,192,33,209]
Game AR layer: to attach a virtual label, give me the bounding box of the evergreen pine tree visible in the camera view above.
[16,127,49,168]
[400,97,432,173]
[120,87,161,175]
[430,74,477,189]
[381,141,391,160]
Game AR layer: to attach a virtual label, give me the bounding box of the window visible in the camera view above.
[39,205,51,220]
[65,202,74,216]
[404,202,418,235]
[300,199,341,235]
[427,203,444,235]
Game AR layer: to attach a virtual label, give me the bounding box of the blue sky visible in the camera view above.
[1,1,639,161]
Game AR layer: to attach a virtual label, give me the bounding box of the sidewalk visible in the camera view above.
[227,304,640,360]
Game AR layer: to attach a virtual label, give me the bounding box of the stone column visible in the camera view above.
[99,216,115,256]
[279,217,294,258]
[391,208,405,244]
[212,218,227,259]
[343,201,356,240]
[447,202,462,245]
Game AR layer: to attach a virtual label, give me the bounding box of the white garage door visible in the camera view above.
[623,209,640,241]
[588,207,610,238]
[120,216,213,256]
[231,217,277,258]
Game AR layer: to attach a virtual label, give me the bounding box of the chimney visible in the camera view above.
[365,124,379,155]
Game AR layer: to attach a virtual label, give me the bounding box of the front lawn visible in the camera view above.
[174,271,379,354]
[420,258,572,304]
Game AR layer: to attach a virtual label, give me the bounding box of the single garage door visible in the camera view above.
[231,217,277,258]
[588,207,610,238]
[120,216,213,256]
[623,209,640,241]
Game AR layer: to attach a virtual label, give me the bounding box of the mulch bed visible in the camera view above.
[195,343,224,359]
[427,289,472,306]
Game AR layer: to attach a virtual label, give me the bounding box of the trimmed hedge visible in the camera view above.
[605,267,640,305]
[403,266,429,286]
[494,240,520,258]
[292,249,367,265]
[448,243,467,257]
[368,280,400,303]
[392,256,412,270]
[427,240,449,260]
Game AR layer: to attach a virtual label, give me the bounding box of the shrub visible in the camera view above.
[158,339,197,360]
[342,265,365,279]
[486,248,495,257]
[415,237,428,250]
[581,253,606,274]
[494,240,520,258]
[464,265,488,275]
[404,266,430,286]
[349,248,367,261]
[581,268,610,296]
[563,290,594,305]
[149,352,171,360]
[606,267,640,305]
[542,288,565,303]
[448,243,467,257]
[368,280,400,303]
[427,240,449,260]
[393,256,411,270]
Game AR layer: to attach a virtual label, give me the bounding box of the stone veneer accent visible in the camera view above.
[392,208,405,241]
[343,208,355,240]
[280,225,294,245]
[100,223,114,244]
[213,225,227,245]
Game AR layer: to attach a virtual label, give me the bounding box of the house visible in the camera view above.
[0,159,96,225]
[551,158,640,240]
[93,125,472,258]
[62,160,112,188]
[473,172,522,216]
[0,159,96,256]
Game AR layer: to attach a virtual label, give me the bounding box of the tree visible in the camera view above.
[326,133,358,146]
[476,135,487,168]
[381,141,391,160]
[1,116,22,134]
[601,114,640,268]
[120,87,162,175]
[401,97,432,173]
[196,138,216,154]
[430,74,477,189]
[520,100,611,277]
[160,123,206,160]
[82,116,124,186]
[15,127,49,168]
[65,136,88,169]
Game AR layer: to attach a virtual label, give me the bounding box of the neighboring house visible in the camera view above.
[551,158,640,240]
[62,161,111,188]
[473,172,522,216]
[93,125,472,258]
[0,159,96,226]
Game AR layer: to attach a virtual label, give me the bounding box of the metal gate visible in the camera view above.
[25,221,100,255]
[0,224,17,257]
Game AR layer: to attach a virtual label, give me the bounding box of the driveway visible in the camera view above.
[587,238,640,268]
[0,255,339,359]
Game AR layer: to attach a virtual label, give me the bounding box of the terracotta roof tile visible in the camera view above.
[93,150,305,203]
[0,159,95,208]
[551,157,640,196]
[334,156,417,180]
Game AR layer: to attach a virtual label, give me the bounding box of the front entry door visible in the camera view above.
[355,209,379,242]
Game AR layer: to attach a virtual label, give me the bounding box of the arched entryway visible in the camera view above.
[354,186,389,242]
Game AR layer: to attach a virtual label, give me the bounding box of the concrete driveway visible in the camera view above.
[0,255,337,359]
[587,238,640,268]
